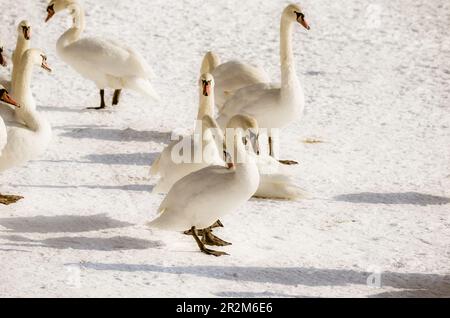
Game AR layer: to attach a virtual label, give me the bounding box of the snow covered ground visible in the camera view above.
[0,0,449,297]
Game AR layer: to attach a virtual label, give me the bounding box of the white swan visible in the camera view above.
[0,49,52,177]
[216,4,310,163]
[0,85,22,205]
[45,0,160,109]
[200,51,270,111]
[0,21,32,93]
[148,115,260,256]
[150,73,224,193]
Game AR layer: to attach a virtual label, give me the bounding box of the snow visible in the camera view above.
[0,0,449,297]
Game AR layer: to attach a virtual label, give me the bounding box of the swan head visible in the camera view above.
[0,85,20,108]
[225,115,260,166]
[0,44,6,67]
[25,49,52,73]
[283,4,310,30]
[18,20,32,41]
[45,0,76,22]
[199,73,215,97]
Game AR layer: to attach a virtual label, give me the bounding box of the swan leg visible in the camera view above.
[183,219,223,235]
[189,226,228,257]
[0,194,24,205]
[112,89,122,106]
[87,89,106,110]
[269,136,299,165]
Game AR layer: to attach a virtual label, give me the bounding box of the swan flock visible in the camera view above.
[0,1,310,256]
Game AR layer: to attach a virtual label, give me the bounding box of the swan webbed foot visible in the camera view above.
[189,226,229,257]
[278,159,299,165]
[112,89,122,106]
[87,105,106,110]
[87,89,107,110]
[202,229,232,246]
[0,194,24,205]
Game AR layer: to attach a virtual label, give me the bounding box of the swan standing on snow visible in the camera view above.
[0,85,21,205]
[150,73,224,193]
[216,4,310,165]
[148,115,260,256]
[45,0,160,109]
[0,49,53,203]
[200,51,270,111]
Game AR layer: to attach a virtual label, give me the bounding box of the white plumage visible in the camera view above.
[201,52,270,111]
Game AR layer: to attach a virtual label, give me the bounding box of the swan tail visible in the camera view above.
[200,51,220,74]
[123,77,161,102]
[254,176,307,201]
[150,153,162,176]
[147,208,167,229]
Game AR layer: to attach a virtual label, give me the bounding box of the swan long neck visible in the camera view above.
[280,18,301,99]
[197,92,215,120]
[14,52,35,112]
[57,3,85,53]
[11,37,29,92]
[19,110,51,134]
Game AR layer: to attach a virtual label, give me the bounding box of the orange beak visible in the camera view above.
[299,18,310,30]
[202,82,211,96]
[0,91,20,108]
[42,60,52,72]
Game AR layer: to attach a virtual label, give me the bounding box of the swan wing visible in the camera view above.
[158,165,232,213]
[64,37,154,79]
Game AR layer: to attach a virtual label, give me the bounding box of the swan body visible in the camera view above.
[253,154,306,200]
[201,52,270,111]
[0,49,52,173]
[216,4,309,131]
[148,115,260,232]
[151,74,224,193]
[46,0,159,107]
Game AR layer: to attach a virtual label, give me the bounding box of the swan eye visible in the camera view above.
[295,11,304,20]
[0,47,3,53]
[47,4,54,13]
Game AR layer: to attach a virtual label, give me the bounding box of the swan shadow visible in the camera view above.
[214,291,306,298]
[60,127,172,143]
[1,235,163,251]
[76,263,450,296]
[40,106,87,113]
[0,213,133,233]
[83,152,158,166]
[10,184,154,192]
[334,192,450,206]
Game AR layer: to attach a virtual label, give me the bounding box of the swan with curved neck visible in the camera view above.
[150,73,224,193]
[216,4,310,165]
[45,0,160,109]
[148,115,260,256]
[0,22,32,95]
[0,49,52,197]
[200,51,270,111]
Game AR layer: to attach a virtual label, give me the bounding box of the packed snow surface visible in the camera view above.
[0,0,449,297]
